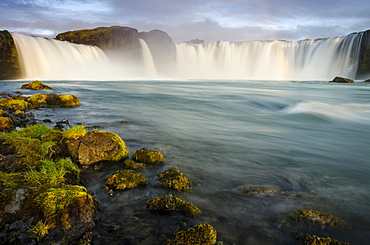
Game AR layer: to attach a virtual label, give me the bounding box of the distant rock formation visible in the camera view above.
[0,30,21,80]
[356,29,370,79]
[185,39,205,44]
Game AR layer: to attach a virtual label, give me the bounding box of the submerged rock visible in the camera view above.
[146,194,201,216]
[165,223,217,245]
[123,159,146,171]
[21,80,53,90]
[297,234,350,245]
[131,149,164,164]
[67,130,129,166]
[329,76,354,83]
[106,169,148,190]
[157,168,192,192]
[278,208,351,231]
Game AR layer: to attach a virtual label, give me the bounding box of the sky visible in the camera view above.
[1,0,370,43]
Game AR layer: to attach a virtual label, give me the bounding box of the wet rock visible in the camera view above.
[0,220,35,245]
[106,169,148,190]
[28,93,80,108]
[157,168,192,192]
[4,188,29,214]
[329,76,354,83]
[146,193,201,216]
[364,79,370,82]
[131,149,164,164]
[278,208,351,231]
[67,130,129,166]
[234,184,279,195]
[21,80,53,90]
[297,234,350,245]
[123,159,146,170]
[165,223,218,245]
[0,116,13,130]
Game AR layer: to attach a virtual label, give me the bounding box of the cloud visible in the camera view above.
[0,0,369,42]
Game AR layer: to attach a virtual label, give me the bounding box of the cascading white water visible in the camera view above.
[10,31,363,80]
[139,38,157,77]
[11,32,117,80]
[174,33,363,80]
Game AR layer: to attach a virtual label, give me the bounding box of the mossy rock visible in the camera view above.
[106,169,147,190]
[0,117,13,129]
[165,223,217,245]
[68,130,129,166]
[297,234,350,245]
[123,159,146,171]
[329,76,354,83]
[36,185,97,233]
[21,80,53,90]
[157,168,192,192]
[278,209,351,231]
[131,149,164,164]
[0,97,29,111]
[28,93,80,108]
[146,193,201,216]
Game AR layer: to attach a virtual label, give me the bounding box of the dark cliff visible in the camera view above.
[0,30,21,80]
[356,29,370,79]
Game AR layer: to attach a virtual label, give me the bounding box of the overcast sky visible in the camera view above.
[1,0,369,43]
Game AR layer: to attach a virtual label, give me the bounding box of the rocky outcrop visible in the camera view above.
[21,80,53,90]
[0,30,21,80]
[329,76,354,83]
[356,29,370,79]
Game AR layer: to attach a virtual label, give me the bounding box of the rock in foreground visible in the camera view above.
[165,223,217,245]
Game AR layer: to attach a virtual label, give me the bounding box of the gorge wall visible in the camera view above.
[0,30,21,80]
[356,30,370,79]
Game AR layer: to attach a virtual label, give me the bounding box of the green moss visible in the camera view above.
[165,223,217,245]
[157,168,192,192]
[106,169,147,190]
[0,171,24,188]
[93,130,129,162]
[0,97,29,110]
[1,124,60,167]
[146,193,201,216]
[35,185,94,229]
[28,220,53,242]
[297,234,350,245]
[25,158,80,187]
[63,125,87,139]
[131,149,164,164]
[123,159,146,170]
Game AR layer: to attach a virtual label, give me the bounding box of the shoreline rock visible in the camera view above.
[329,76,354,83]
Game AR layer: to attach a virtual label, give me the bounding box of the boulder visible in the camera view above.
[146,194,201,216]
[27,93,80,107]
[0,30,21,80]
[131,149,164,164]
[278,208,351,231]
[329,76,354,83]
[157,168,192,192]
[165,223,217,245]
[364,79,370,82]
[67,131,129,166]
[21,80,53,90]
[0,117,13,130]
[297,234,350,245]
[106,169,147,190]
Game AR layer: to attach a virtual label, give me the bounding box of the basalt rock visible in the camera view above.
[356,29,370,79]
[21,80,53,90]
[0,30,21,80]
[66,130,129,166]
[165,223,218,245]
[329,76,354,83]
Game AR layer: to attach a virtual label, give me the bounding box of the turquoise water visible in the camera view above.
[3,80,370,244]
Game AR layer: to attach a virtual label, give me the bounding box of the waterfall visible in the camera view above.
[173,33,363,80]
[10,31,363,81]
[139,38,157,76]
[11,32,115,80]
